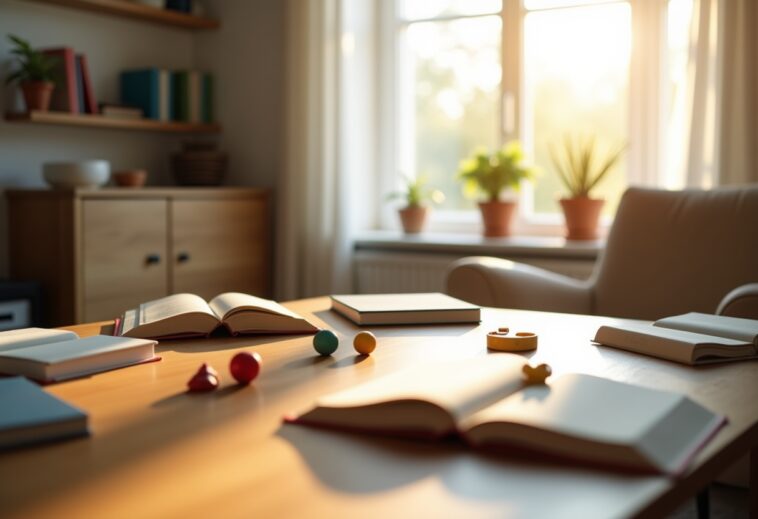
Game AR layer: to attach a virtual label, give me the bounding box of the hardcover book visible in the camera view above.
[330,293,480,325]
[120,68,171,121]
[118,292,319,339]
[288,356,725,475]
[0,328,158,383]
[593,312,758,365]
[41,47,78,113]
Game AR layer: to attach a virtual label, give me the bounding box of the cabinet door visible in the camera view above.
[172,198,269,299]
[81,200,169,322]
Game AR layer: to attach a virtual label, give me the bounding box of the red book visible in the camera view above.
[78,54,97,114]
[41,47,79,113]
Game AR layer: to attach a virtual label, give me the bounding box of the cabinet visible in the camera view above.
[7,188,269,325]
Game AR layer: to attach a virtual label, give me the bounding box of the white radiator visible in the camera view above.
[353,250,595,294]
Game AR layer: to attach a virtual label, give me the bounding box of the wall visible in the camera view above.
[0,0,285,277]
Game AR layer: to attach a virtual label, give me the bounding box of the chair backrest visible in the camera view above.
[592,186,758,320]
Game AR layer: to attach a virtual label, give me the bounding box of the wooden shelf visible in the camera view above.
[25,0,220,29]
[5,111,221,134]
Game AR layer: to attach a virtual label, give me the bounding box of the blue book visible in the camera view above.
[0,377,88,450]
[120,69,172,121]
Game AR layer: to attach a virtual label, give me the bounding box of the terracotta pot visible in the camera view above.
[21,81,54,112]
[398,206,429,234]
[113,169,148,188]
[478,200,516,237]
[560,196,605,240]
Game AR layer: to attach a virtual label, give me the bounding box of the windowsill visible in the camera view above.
[354,230,604,260]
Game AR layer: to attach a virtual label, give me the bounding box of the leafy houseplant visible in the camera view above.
[5,34,58,112]
[387,176,445,234]
[549,135,625,240]
[457,141,534,237]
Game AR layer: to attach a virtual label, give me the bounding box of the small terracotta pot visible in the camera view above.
[398,206,429,234]
[560,196,605,240]
[478,200,516,237]
[113,169,148,188]
[21,81,54,112]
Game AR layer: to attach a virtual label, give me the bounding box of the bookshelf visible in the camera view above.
[23,0,220,29]
[5,111,221,133]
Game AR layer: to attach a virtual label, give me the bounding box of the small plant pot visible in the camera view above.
[21,81,54,112]
[113,169,148,188]
[478,200,516,238]
[560,196,605,240]
[398,206,429,234]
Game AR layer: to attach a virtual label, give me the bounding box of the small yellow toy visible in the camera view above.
[522,363,552,385]
[486,328,538,352]
[353,331,377,355]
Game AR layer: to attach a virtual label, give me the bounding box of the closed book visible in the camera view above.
[166,0,191,13]
[74,55,86,114]
[78,54,98,114]
[0,330,158,383]
[120,68,171,120]
[188,70,201,123]
[288,356,725,475]
[172,71,189,122]
[0,377,88,450]
[330,293,481,325]
[201,73,213,123]
[41,47,78,113]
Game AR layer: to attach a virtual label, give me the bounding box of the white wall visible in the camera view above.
[0,0,284,277]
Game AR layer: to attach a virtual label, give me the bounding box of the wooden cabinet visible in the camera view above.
[7,188,270,325]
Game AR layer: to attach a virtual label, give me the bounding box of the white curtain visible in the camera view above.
[277,0,377,300]
[677,0,758,187]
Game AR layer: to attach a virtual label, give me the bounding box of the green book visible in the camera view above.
[172,71,189,122]
[202,73,214,123]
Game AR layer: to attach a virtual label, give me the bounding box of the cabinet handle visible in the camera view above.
[177,252,190,263]
[145,253,161,265]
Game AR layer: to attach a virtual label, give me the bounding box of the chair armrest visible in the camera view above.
[446,256,592,313]
[716,283,758,319]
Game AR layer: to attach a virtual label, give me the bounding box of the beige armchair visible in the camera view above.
[447,186,758,321]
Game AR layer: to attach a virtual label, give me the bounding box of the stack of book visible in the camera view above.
[41,47,97,114]
[120,68,214,123]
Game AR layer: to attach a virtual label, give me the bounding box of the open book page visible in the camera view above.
[461,374,724,475]
[0,328,78,353]
[120,293,218,337]
[593,323,754,364]
[298,356,525,437]
[655,312,758,345]
[209,292,303,321]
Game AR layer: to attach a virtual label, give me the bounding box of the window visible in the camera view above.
[381,0,695,232]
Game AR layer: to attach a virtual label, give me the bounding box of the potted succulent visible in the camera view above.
[5,34,58,112]
[386,176,445,234]
[457,141,534,237]
[549,135,625,240]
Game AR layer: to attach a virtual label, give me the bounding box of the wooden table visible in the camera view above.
[2,298,756,518]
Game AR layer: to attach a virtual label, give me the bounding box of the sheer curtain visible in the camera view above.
[674,0,758,187]
[277,0,377,300]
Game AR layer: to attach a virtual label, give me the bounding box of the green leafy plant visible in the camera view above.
[549,135,625,198]
[457,141,534,202]
[386,176,445,208]
[4,34,58,85]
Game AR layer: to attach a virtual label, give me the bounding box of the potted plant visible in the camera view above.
[5,34,58,112]
[457,142,534,237]
[386,176,445,234]
[549,135,625,240]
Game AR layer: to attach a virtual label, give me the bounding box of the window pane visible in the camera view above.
[400,16,501,210]
[399,0,501,21]
[524,3,630,215]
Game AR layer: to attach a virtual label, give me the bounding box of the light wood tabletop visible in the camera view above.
[1,298,756,519]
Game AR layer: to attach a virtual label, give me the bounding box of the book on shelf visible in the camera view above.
[165,0,192,13]
[74,56,86,114]
[172,70,213,123]
[0,377,88,450]
[287,355,725,475]
[117,292,319,340]
[99,103,143,119]
[330,292,480,326]
[593,312,758,365]
[77,54,97,114]
[41,47,78,113]
[0,328,158,383]
[120,68,172,121]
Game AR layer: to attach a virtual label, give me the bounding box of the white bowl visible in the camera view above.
[43,161,111,189]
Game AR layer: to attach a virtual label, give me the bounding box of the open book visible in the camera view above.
[287,356,724,475]
[0,328,157,383]
[118,292,319,339]
[594,312,758,365]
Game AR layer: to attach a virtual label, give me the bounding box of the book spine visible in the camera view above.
[121,69,162,119]
[78,54,97,114]
[42,48,78,113]
[75,55,86,114]
[201,73,213,123]
[188,70,200,123]
[158,69,170,122]
[171,71,189,122]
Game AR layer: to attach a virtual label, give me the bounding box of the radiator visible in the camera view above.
[353,250,595,294]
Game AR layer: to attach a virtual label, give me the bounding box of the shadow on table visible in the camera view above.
[312,310,479,338]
